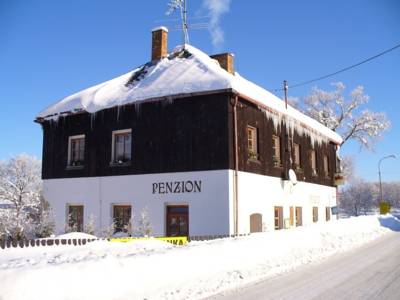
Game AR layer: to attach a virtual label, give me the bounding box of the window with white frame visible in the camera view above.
[68,135,85,167]
[310,149,317,176]
[293,143,301,169]
[111,129,132,164]
[272,135,281,167]
[323,155,330,177]
[247,126,258,160]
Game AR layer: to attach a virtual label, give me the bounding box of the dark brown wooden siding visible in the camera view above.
[41,93,231,179]
[228,97,337,187]
[40,91,337,187]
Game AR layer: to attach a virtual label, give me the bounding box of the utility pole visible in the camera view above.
[283,80,288,109]
[378,155,396,205]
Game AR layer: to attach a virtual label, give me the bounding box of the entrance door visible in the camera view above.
[166,206,189,237]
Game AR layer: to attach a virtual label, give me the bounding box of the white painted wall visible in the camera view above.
[43,169,337,237]
[43,170,231,236]
[232,170,337,234]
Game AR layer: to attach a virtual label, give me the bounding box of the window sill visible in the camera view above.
[247,158,261,164]
[109,161,131,167]
[66,165,84,170]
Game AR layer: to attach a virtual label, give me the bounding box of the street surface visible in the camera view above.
[212,229,400,300]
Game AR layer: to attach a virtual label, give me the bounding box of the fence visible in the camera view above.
[0,233,250,250]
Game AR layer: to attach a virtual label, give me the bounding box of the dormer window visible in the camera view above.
[111,129,132,165]
[68,135,85,168]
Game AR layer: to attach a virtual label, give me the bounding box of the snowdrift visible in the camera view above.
[0,215,398,300]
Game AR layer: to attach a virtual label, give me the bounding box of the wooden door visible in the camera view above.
[250,213,262,233]
[166,206,189,237]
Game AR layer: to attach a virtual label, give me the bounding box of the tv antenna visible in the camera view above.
[166,0,190,44]
[164,0,210,44]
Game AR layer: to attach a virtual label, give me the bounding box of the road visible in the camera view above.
[212,230,400,300]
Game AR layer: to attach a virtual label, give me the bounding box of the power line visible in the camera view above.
[272,42,400,91]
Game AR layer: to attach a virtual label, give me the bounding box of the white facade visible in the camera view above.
[44,169,337,236]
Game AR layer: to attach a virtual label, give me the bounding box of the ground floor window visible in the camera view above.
[250,213,263,233]
[166,205,189,237]
[295,207,302,226]
[113,205,132,234]
[68,205,84,232]
[326,207,331,221]
[274,206,283,230]
[313,207,319,223]
[289,207,295,227]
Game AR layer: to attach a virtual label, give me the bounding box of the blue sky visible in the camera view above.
[0,0,399,182]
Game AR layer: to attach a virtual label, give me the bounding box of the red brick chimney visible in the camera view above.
[151,26,168,61]
[210,53,235,75]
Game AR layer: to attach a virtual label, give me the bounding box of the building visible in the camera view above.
[36,27,343,237]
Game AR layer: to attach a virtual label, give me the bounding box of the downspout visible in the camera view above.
[231,95,239,235]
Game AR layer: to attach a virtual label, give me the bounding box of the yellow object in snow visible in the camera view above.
[379,202,391,215]
[109,236,188,245]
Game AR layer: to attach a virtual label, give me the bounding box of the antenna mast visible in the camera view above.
[166,0,190,44]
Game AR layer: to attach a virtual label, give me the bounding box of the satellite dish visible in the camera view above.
[288,169,297,185]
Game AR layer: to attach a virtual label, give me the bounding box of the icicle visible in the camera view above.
[90,112,97,130]
[134,102,141,118]
[262,107,329,147]
[116,106,121,122]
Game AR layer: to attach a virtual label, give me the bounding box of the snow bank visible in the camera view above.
[56,232,98,239]
[1,215,398,300]
[36,44,342,145]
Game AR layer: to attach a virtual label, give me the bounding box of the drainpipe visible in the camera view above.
[231,95,239,235]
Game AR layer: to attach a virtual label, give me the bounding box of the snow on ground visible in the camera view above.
[56,232,98,239]
[0,215,399,300]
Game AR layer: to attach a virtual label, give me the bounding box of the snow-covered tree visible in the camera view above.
[0,154,53,240]
[300,82,390,150]
[84,214,96,236]
[339,178,379,216]
[136,207,152,237]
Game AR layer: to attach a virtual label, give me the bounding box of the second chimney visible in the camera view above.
[151,26,168,61]
[210,53,235,75]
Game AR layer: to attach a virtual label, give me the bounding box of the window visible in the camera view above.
[247,126,258,160]
[113,205,132,234]
[293,143,301,169]
[68,205,84,232]
[326,207,331,221]
[323,155,330,177]
[274,206,283,230]
[313,207,318,223]
[289,206,295,227]
[112,129,132,164]
[310,150,317,176]
[295,207,302,226]
[272,135,281,167]
[68,135,85,167]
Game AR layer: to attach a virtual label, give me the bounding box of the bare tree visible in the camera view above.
[301,82,390,150]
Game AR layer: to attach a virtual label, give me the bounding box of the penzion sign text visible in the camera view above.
[152,180,202,194]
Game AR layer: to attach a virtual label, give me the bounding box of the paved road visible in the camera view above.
[212,231,400,300]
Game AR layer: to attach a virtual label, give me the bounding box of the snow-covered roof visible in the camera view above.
[37,44,342,144]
